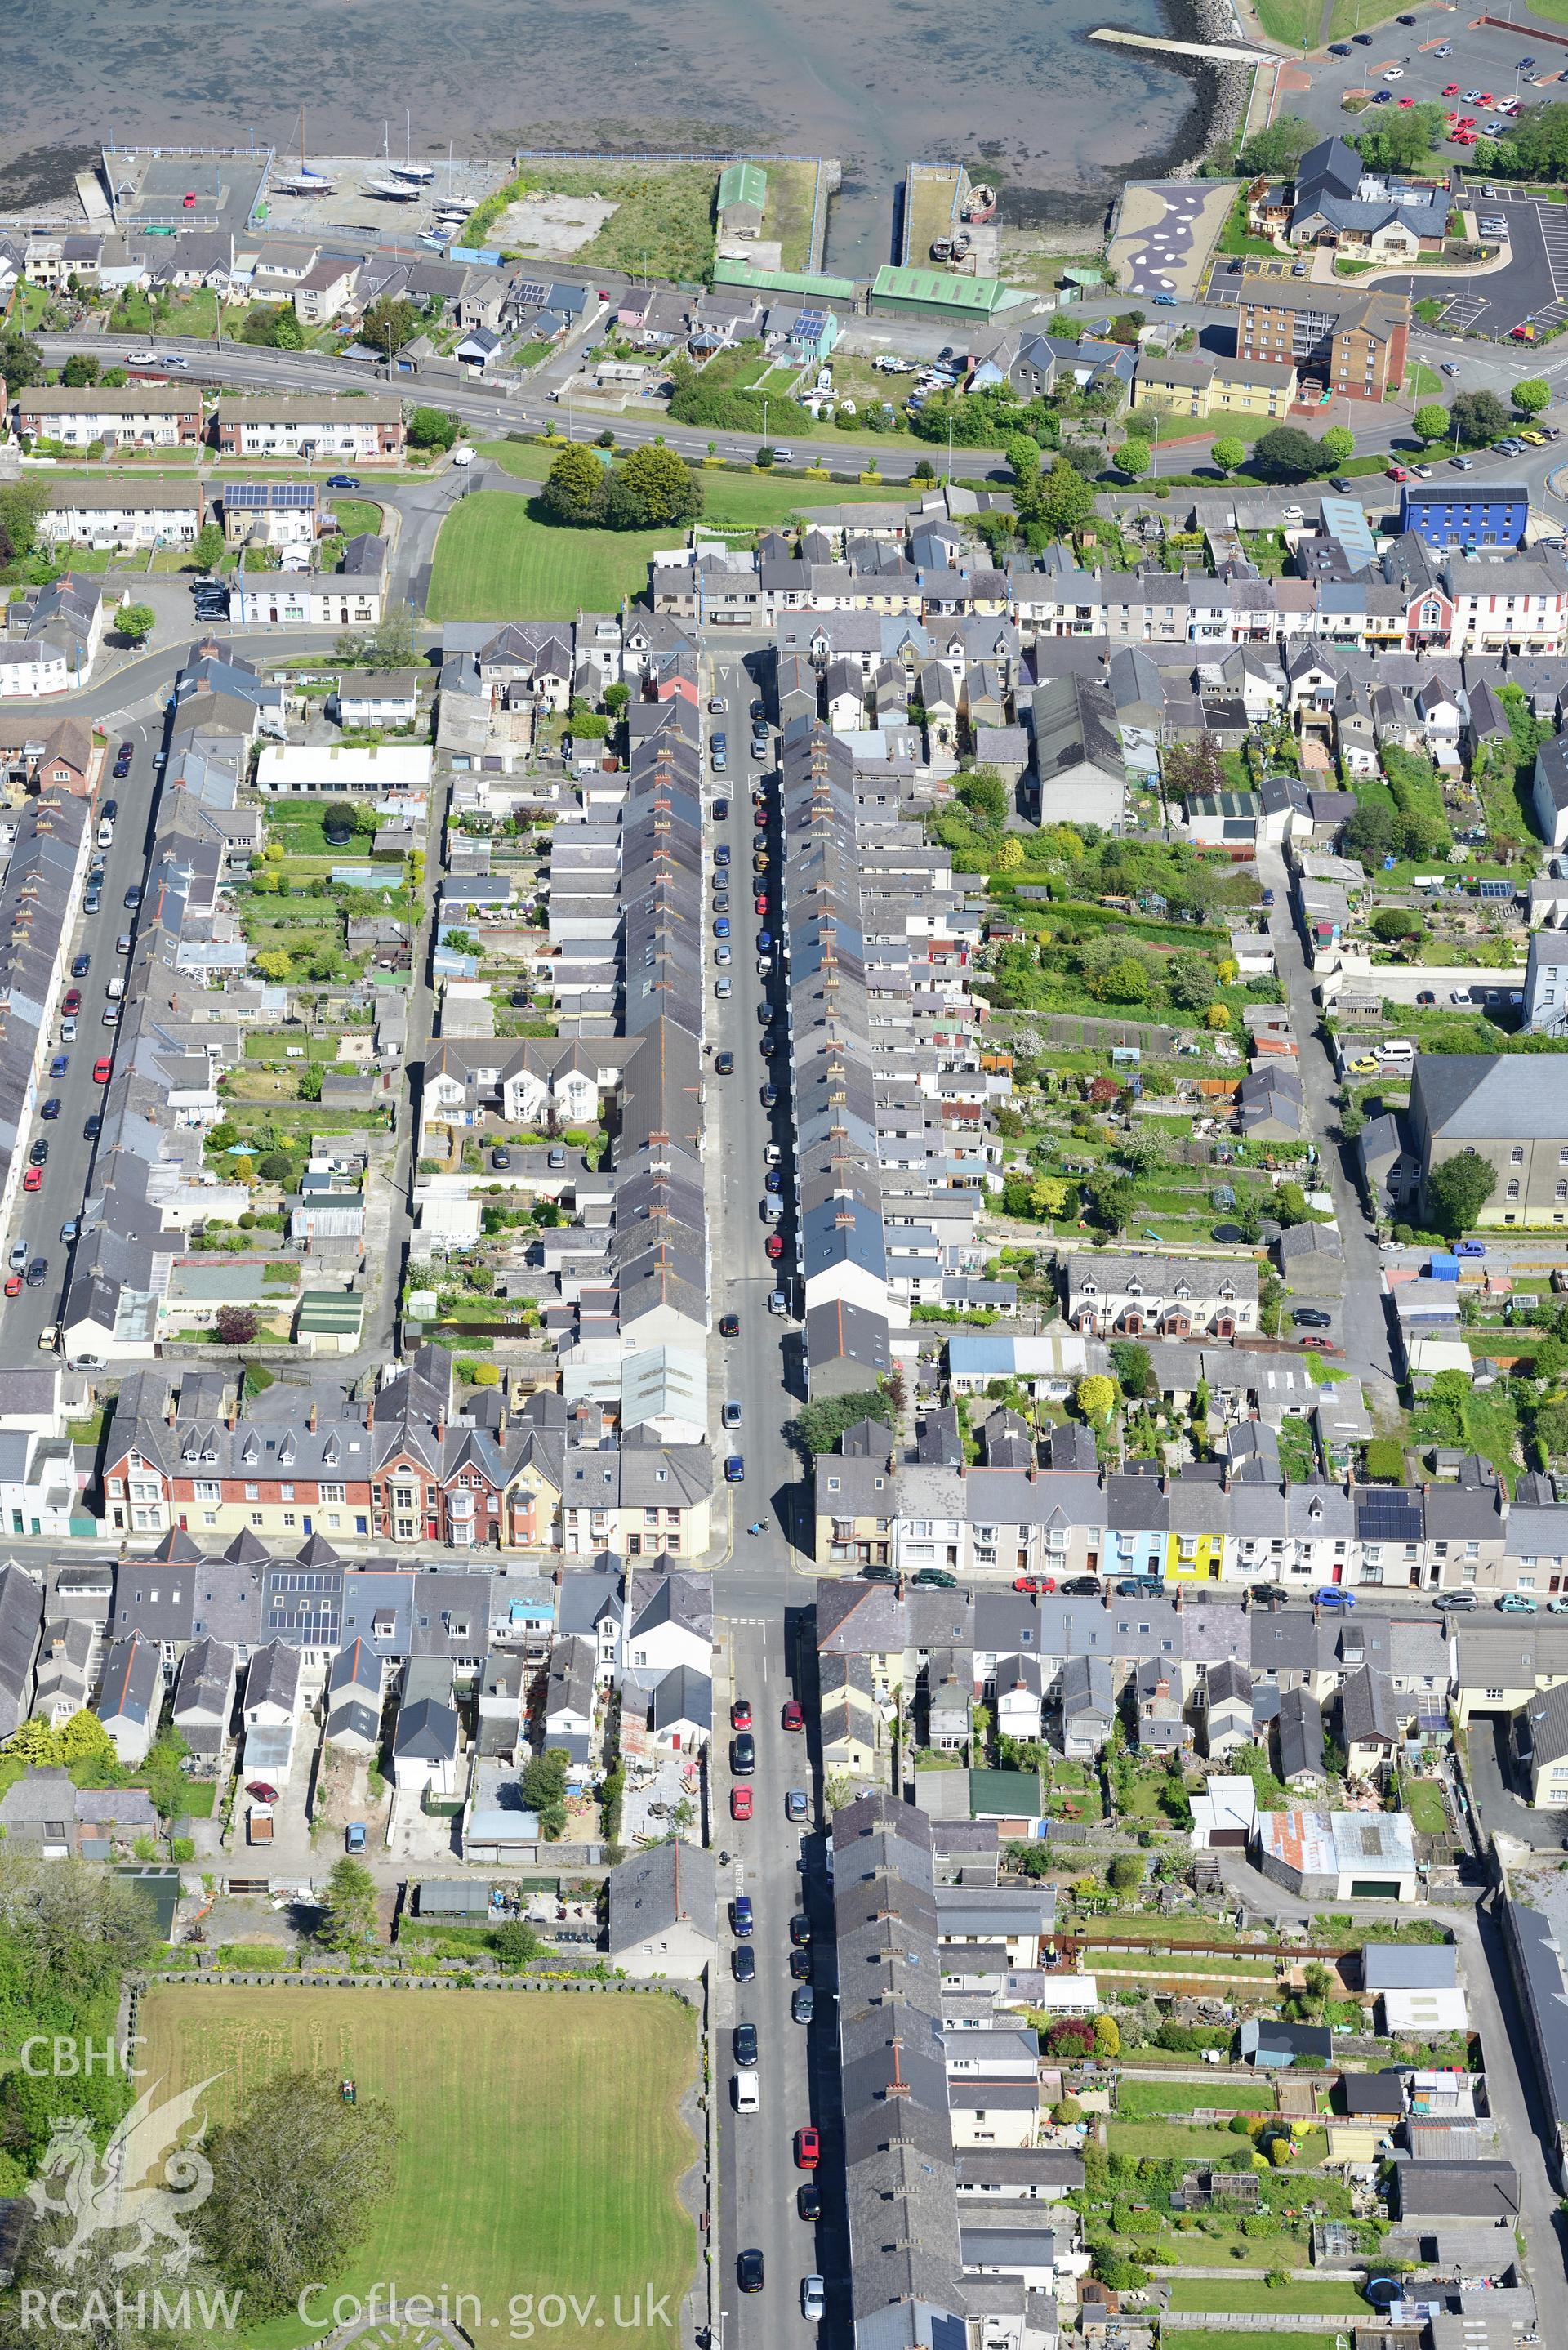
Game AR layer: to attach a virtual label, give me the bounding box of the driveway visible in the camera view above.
[1466,1710,1568,1851]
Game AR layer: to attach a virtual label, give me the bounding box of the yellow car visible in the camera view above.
[1521,430,1548,446]
[1348,1055,1381,1075]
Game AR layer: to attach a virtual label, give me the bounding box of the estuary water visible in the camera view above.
[4,0,1200,270]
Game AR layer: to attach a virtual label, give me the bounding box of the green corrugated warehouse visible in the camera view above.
[717,161,768,231]
[871,263,1034,321]
[715,258,858,303]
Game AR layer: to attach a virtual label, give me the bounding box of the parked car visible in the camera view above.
[1432,1590,1479,1610]
[730,1894,753,1937]
[733,2022,758,2068]
[1315,1586,1355,1608]
[1498,1592,1539,1613]
[731,1697,752,1730]
[345,1822,368,1853]
[732,1732,755,1776]
[785,1789,808,1822]
[795,2127,821,2169]
[782,1698,805,1732]
[738,2251,764,2294]
[1293,1307,1332,1328]
[733,1944,756,1982]
[797,2182,822,2222]
[724,1453,745,1483]
[790,1913,812,1947]
[731,1784,753,1821]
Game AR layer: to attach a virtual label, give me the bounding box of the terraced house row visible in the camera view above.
[813,1399,1568,1598]
[773,720,1008,1397]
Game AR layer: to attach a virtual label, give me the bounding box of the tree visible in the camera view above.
[1093,2011,1122,2056]
[541,441,606,527]
[1087,1170,1136,1232]
[1076,1373,1117,1424]
[1413,403,1451,446]
[793,1391,888,1456]
[1274,1179,1309,1228]
[1426,1148,1497,1239]
[190,519,225,573]
[116,602,155,647]
[1250,426,1332,483]
[363,296,420,355]
[214,1305,258,1345]
[1528,1335,1568,1384]
[1355,100,1448,173]
[272,306,305,350]
[0,331,45,391]
[1106,1855,1143,1895]
[1160,734,1226,799]
[1449,388,1509,448]
[1038,457,1097,538]
[1109,1340,1156,1400]
[995,836,1024,872]
[620,443,704,528]
[956,767,1009,832]
[0,478,51,569]
[60,352,100,388]
[252,948,293,982]
[520,1747,570,1842]
[256,1150,298,1185]
[407,404,459,451]
[1210,435,1245,476]
[491,1918,540,1965]
[1513,377,1552,417]
[1167,950,1218,1011]
[203,2070,396,2320]
[1343,801,1399,866]
[1238,114,1319,177]
[1320,425,1354,468]
[1116,440,1150,482]
[316,1856,378,1949]
[604,680,630,716]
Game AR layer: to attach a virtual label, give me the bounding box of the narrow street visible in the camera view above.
[1258,844,1401,1420]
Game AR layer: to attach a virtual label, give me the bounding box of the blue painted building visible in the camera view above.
[1399,481,1529,550]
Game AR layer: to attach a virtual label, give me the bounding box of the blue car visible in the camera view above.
[1455,1240,1486,1258]
[50,1055,68,1078]
[345,1822,368,1853]
[730,1894,754,1938]
[714,916,731,938]
[725,1454,746,1483]
[757,930,773,953]
[1153,292,1178,307]
[1315,1586,1354,1609]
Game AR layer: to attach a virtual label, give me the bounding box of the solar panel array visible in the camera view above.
[512,280,550,310]
[225,480,317,511]
[1358,1487,1422,1540]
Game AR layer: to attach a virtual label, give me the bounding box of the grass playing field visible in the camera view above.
[136,1984,697,2348]
[427,470,917,622]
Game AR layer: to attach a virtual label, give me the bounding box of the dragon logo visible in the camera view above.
[25,2075,219,2276]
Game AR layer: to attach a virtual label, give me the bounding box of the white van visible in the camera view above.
[734,2073,760,2114]
[1380,1039,1416,1063]
[106,977,125,1003]
[451,444,475,467]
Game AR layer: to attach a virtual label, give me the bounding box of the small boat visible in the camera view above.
[389,161,434,183]
[368,179,421,201]
[930,235,952,262]
[962,181,997,222]
[951,230,972,260]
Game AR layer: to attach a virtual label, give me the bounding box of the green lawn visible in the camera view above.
[1160,2335,1350,2350]
[1107,2120,1237,2160]
[1165,2279,1365,2314]
[139,1984,697,2349]
[1116,2079,1272,2116]
[428,473,915,620]
[1402,1778,1449,1836]
[1251,0,1320,43]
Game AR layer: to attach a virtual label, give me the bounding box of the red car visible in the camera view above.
[766,1233,785,1260]
[731,1785,753,1821]
[21,1168,40,1193]
[2,1277,20,1299]
[754,809,767,827]
[182,190,197,208]
[731,1697,753,1731]
[1479,91,1494,104]
[92,1057,112,1084]
[755,894,768,915]
[1013,1574,1056,1594]
[782,1699,804,1732]
[1443,81,1460,94]
[1397,95,1414,106]
[795,2127,821,2170]
[63,989,81,1014]
[1386,465,1409,481]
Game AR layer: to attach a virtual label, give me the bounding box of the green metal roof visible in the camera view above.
[296,1291,366,1334]
[714,257,857,302]
[717,161,768,214]
[871,264,1031,315]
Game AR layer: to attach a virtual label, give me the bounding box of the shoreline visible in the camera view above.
[996,0,1253,251]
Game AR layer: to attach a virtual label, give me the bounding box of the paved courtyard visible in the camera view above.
[1110,179,1235,302]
